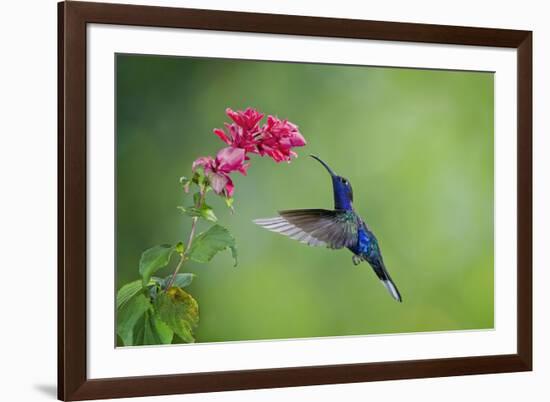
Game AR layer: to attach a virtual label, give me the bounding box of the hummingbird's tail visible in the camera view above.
[381,277,402,303]
[370,259,402,303]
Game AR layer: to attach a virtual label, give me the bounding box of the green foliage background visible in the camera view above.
[116,54,494,343]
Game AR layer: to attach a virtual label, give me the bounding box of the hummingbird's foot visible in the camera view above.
[352,255,362,266]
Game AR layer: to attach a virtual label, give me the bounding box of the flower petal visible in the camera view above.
[216,147,246,173]
[237,162,250,176]
[224,177,235,197]
[192,156,214,172]
[226,107,264,131]
[208,172,229,194]
[213,128,231,144]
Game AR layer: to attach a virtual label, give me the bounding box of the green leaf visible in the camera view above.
[177,205,218,222]
[200,205,218,222]
[188,224,237,266]
[180,176,191,192]
[116,292,151,346]
[224,196,234,209]
[117,279,159,309]
[139,244,176,286]
[162,273,195,289]
[177,206,189,214]
[134,310,174,345]
[177,206,194,217]
[116,280,143,310]
[155,287,199,343]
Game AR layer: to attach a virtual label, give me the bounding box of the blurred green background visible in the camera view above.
[116,54,494,343]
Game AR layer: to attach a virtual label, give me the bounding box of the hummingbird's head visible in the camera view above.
[310,155,354,209]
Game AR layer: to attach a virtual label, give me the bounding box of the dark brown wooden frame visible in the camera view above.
[58,1,532,400]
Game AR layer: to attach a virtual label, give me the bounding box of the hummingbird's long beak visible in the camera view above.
[310,155,337,177]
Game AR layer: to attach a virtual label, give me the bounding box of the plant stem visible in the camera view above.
[165,188,205,290]
[166,255,187,290]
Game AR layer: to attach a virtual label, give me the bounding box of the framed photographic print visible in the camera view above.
[58,1,532,400]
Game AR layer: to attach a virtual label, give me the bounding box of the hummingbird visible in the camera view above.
[253,155,402,302]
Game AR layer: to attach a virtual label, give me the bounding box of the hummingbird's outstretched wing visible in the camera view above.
[253,209,359,249]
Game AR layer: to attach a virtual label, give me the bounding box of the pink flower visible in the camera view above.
[216,146,250,176]
[192,147,249,196]
[196,108,306,197]
[258,116,307,162]
[213,108,264,153]
[226,107,264,132]
[213,108,306,163]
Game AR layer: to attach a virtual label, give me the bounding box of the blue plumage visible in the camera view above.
[254,155,402,302]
